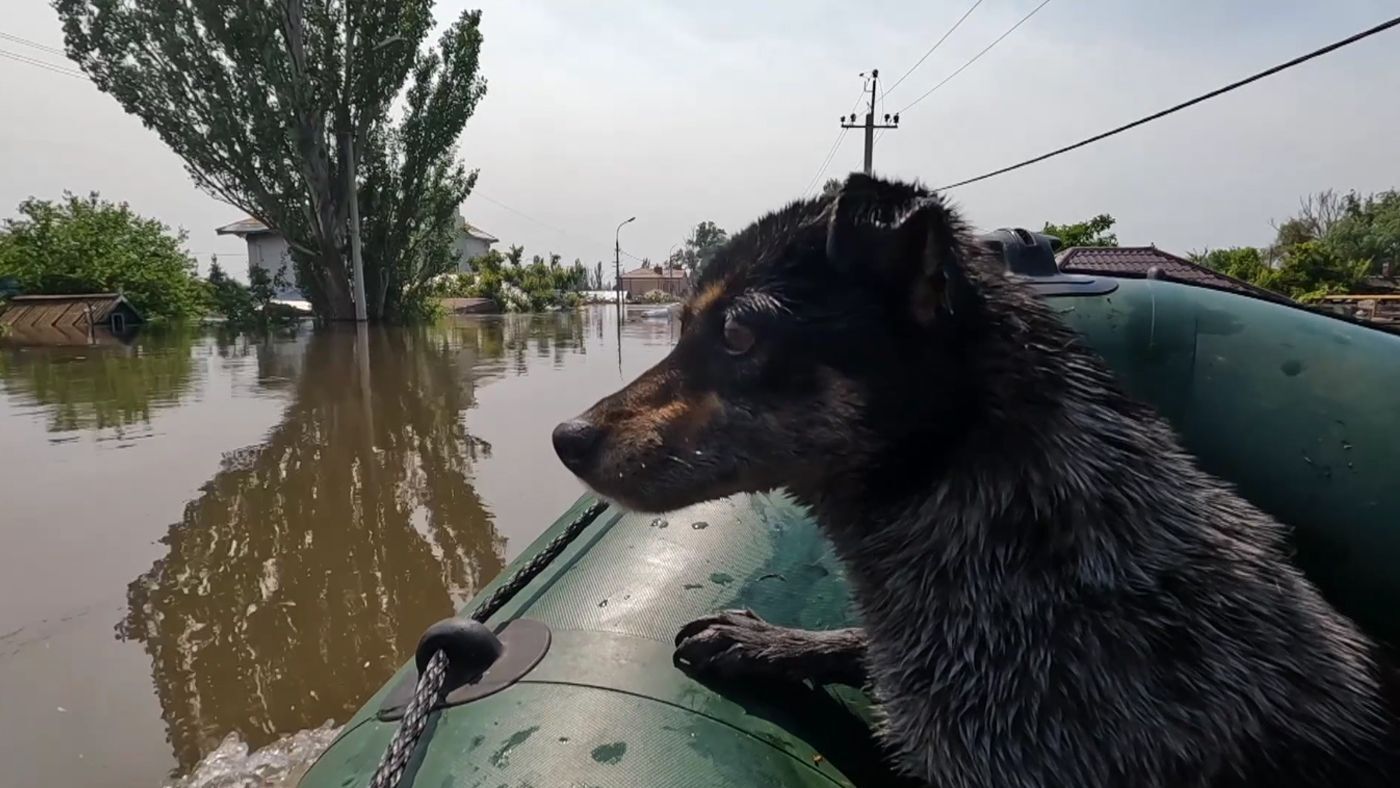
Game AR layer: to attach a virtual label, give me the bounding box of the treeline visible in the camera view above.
[1044,189,1399,301]
[1192,190,1398,301]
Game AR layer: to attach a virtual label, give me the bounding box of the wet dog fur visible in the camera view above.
[552,173,1399,787]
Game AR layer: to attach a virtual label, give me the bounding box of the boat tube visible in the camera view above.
[301,233,1400,788]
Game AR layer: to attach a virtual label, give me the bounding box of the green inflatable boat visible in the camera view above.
[300,234,1400,788]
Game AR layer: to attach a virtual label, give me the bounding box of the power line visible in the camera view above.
[802,86,868,196]
[895,0,1054,116]
[474,191,646,263]
[0,48,86,79]
[803,129,850,196]
[0,30,66,56]
[938,13,1400,191]
[879,0,986,100]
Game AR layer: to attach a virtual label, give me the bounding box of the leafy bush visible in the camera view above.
[0,192,207,320]
[635,289,679,304]
[205,262,300,326]
[429,249,590,312]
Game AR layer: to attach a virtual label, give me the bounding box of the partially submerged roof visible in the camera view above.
[621,267,689,279]
[1,293,142,330]
[1057,246,1291,304]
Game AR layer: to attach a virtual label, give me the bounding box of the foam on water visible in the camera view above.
[165,722,342,788]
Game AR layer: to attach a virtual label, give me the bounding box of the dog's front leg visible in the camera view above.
[674,609,868,686]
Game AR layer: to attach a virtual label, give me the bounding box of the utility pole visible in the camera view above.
[346,132,368,322]
[615,216,635,307]
[345,11,368,322]
[840,69,899,175]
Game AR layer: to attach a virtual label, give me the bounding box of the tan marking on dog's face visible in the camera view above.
[684,281,728,325]
[608,389,722,454]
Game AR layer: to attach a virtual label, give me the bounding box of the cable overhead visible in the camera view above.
[895,0,1054,116]
[804,129,850,196]
[879,0,986,100]
[938,14,1400,191]
[0,30,66,56]
[0,48,86,79]
[475,192,647,263]
[803,85,867,196]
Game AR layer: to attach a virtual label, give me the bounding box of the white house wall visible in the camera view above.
[240,229,491,293]
[452,236,491,273]
[246,234,301,299]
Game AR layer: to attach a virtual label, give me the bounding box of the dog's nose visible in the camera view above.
[552,418,604,472]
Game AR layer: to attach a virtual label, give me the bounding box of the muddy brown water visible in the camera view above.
[0,308,673,788]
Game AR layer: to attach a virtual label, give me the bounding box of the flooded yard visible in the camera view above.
[0,307,673,788]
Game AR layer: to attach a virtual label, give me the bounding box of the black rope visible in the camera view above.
[938,14,1400,191]
[366,499,610,788]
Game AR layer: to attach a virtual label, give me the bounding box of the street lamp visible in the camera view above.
[615,216,636,305]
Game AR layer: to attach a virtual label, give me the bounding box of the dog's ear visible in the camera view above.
[826,174,975,325]
[891,195,978,324]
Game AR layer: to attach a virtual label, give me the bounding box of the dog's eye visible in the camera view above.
[722,316,755,355]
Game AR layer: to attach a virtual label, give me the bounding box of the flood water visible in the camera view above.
[0,307,674,788]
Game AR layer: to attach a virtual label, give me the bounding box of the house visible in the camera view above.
[1056,246,1292,304]
[215,214,498,300]
[619,266,691,299]
[0,293,142,345]
[1313,267,1400,328]
[450,215,499,272]
[214,217,301,300]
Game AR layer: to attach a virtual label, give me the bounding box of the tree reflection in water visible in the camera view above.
[118,326,510,769]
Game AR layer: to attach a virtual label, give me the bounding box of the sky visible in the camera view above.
[2,1,1398,281]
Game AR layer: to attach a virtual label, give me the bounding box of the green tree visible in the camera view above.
[820,178,843,198]
[205,260,283,326]
[1193,247,1271,284]
[1268,241,1369,301]
[56,0,487,322]
[1193,242,1367,302]
[1322,191,1400,276]
[505,244,524,267]
[1042,214,1119,248]
[673,220,728,275]
[0,193,206,320]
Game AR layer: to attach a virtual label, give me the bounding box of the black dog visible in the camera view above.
[553,173,1398,786]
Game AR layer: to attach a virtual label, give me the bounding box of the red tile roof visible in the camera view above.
[1057,246,1291,303]
[621,267,690,279]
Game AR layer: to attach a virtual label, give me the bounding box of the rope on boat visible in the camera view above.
[367,499,610,788]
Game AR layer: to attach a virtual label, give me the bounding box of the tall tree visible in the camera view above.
[671,220,728,275]
[55,0,487,321]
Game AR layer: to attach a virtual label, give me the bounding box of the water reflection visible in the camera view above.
[117,326,508,770]
[0,307,676,786]
[0,329,200,432]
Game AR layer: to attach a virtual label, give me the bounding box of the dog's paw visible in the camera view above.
[673,609,809,682]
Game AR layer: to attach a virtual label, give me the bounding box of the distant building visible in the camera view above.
[449,215,499,271]
[1313,268,1400,329]
[0,293,142,344]
[1057,246,1292,304]
[215,214,498,300]
[619,266,690,299]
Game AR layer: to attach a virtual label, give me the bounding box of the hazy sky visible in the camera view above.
[2,1,1398,280]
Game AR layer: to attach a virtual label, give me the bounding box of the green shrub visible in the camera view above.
[0,192,206,320]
